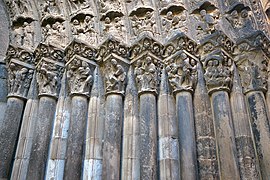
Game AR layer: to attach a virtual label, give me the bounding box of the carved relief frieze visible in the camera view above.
[71,14,97,45]
[41,18,68,48]
[5,0,34,20]
[161,8,188,38]
[11,20,35,49]
[101,14,126,41]
[35,43,65,97]
[129,9,158,37]
[5,45,35,99]
[68,0,90,14]
[99,0,123,15]
[164,51,198,93]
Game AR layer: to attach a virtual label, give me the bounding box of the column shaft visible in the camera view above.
[26,96,56,180]
[102,94,123,180]
[64,96,88,180]
[211,91,240,179]
[176,91,198,180]
[140,93,157,180]
[246,91,270,178]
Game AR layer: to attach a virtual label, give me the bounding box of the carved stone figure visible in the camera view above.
[130,11,157,36]
[37,61,61,96]
[100,0,122,13]
[8,63,34,97]
[103,16,126,39]
[13,22,34,48]
[226,9,254,32]
[105,59,127,94]
[166,52,198,92]
[43,21,67,46]
[134,56,159,93]
[6,0,32,17]
[204,54,233,93]
[68,0,88,12]
[196,9,218,35]
[162,11,187,36]
[67,60,93,95]
[42,0,61,16]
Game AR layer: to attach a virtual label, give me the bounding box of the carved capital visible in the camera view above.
[66,40,97,96]
[35,43,65,98]
[235,40,268,93]
[203,51,233,94]
[6,45,35,99]
[165,51,198,93]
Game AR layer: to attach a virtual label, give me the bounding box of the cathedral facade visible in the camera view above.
[0,0,270,179]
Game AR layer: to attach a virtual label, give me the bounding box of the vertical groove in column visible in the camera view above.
[26,96,57,180]
[11,75,39,180]
[83,68,105,180]
[176,91,198,180]
[230,67,261,179]
[0,97,25,179]
[246,91,270,179]
[194,65,219,179]
[139,93,157,180]
[46,74,71,180]
[102,94,123,180]
[121,68,140,180]
[64,95,88,180]
[158,69,180,180]
[211,91,240,179]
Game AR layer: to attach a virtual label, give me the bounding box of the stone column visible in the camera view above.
[102,94,123,180]
[230,66,260,179]
[203,55,240,179]
[135,56,159,180]
[45,74,71,180]
[158,69,180,180]
[0,61,34,179]
[194,65,218,179]
[11,75,39,180]
[246,91,270,178]
[176,91,198,179]
[64,60,94,180]
[102,59,127,180]
[27,56,64,179]
[83,68,105,180]
[121,68,140,180]
[0,63,7,122]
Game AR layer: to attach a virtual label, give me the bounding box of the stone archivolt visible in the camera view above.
[1,0,270,180]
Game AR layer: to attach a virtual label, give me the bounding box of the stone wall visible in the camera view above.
[0,0,270,180]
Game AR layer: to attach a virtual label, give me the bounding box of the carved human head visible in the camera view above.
[241,9,248,18]
[111,59,118,66]
[200,9,207,17]
[73,19,79,25]
[231,10,238,18]
[190,59,196,66]
[180,52,187,60]
[115,17,120,22]
[85,16,91,22]
[105,17,111,23]
[166,11,173,20]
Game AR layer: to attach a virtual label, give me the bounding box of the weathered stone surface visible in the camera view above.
[0,0,270,179]
[139,93,158,180]
[102,94,123,180]
[0,97,24,179]
[64,95,88,180]
[158,69,180,180]
[176,91,198,180]
[211,91,241,179]
[246,91,270,179]
[27,96,57,180]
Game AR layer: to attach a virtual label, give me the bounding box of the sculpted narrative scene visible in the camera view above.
[0,0,269,179]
